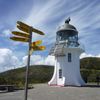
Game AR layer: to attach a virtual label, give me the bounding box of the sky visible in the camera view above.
[0,0,100,72]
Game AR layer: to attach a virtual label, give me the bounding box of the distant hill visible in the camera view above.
[0,57,100,86]
[80,57,100,70]
[0,65,54,87]
[80,57,100,82]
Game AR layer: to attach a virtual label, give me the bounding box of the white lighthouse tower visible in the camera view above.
[48,18,85,86]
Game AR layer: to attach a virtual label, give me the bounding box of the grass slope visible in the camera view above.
[0,65,53,87]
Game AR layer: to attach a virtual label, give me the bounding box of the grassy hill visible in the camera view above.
[80,57,100,70]
[0,65,54,87]
[0,57,100,87]
[80,57,100,82]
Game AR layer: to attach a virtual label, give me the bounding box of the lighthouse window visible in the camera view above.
[59,69,62,78]
[68,53,71,62]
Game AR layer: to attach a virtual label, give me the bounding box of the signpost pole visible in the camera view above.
[10,21,45,100]
[24,27,32,100]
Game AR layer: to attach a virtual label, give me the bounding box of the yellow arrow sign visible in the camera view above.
[32,28,44,35]
[17,21,45,35]
[30,46,46,55]
[31,40,42,47]
[17,21,30,29]
[38,46,46,50]
[10,36,29,42]
[12,31,29,38]
[17,25,30,33]
[31,46,46,51]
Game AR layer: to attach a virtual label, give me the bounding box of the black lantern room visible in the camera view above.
[56,18,79,47]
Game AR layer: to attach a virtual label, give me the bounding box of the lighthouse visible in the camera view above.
[48,18,85,86]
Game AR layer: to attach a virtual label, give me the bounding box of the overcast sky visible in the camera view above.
[0,0,100,72]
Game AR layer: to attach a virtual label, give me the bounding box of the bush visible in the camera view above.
[81,69,100,82]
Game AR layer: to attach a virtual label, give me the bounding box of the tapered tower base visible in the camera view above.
[48,47,85,87]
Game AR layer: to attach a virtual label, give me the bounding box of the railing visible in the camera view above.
[65,41,85,51]
[49,41,85,56]
[54,43,66,56]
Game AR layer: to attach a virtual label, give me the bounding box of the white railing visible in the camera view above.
[49,41,85,55]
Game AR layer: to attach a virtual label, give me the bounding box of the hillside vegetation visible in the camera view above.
[0,65,53,87]
[80,57,100,82]
[0,57,100,87]
[80,57,100,70]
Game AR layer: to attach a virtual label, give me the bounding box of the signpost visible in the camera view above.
[31,45,46,50]
[10,37,29,42]
[31,40,42,47]
[17,21,44,35]
[12,31,29,38]
[10,21,45,100]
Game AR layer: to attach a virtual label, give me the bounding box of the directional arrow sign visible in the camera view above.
[10,36,29,42]
[12,31,29,38]
[31,40,42,47]
[30,46,45,55]
[31,46,46,51]
[32,28,44,35]
[17,21,45,35]
[17,21,30,30]
[17,24,30,33]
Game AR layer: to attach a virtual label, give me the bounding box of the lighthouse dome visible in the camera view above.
[57,23,78,33]
[56,18,79,47]
[57,18,78,33]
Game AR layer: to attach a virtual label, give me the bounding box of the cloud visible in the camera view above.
[2,29,11,37]
[0,48,55,72]
[80,53,93,59]
[80,53,100,59]
[96,54,100,58]
[22,55,45,66]
[26,0,62,26]
[1,48,100,72]
[23,53,100,67]
[22,55,55,66]
[2,0,99,57]
[0,48,20,72]
[22,53,100,66]
[44,55,55,65]
[22,0,100,55]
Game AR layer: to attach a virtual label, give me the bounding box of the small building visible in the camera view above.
[48,18,85,86]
